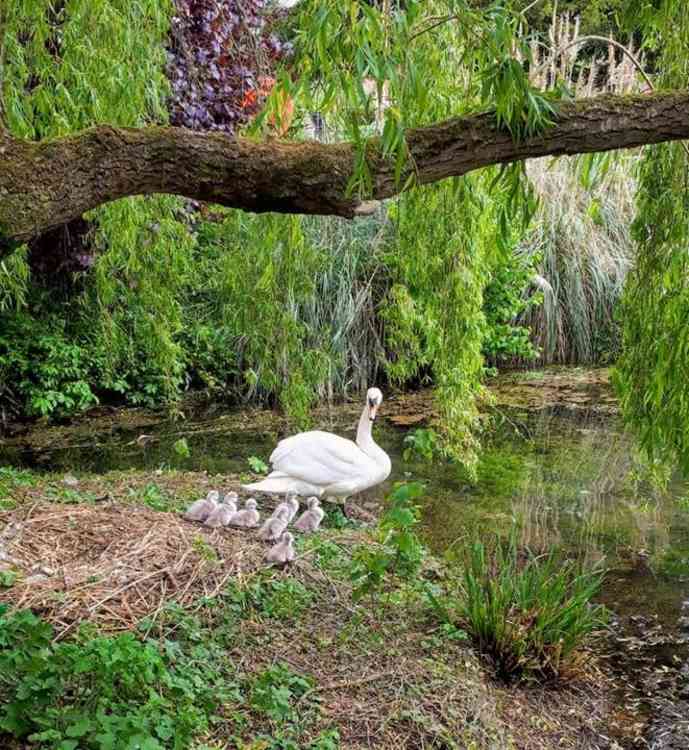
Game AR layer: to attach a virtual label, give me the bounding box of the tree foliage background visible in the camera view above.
[0,0,687,477]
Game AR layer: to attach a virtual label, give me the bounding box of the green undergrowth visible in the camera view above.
[0,570,340,750]
[0,481,611,749]
[0,467,42,510]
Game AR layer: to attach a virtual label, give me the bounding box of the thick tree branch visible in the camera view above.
[1,91,688,252]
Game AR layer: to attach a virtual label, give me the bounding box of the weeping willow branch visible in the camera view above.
[1,91,689,252]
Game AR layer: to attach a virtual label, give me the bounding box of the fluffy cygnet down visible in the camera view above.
[230,498,260,528]
[293,496,325,534]
[265,531,296,566]
[258,507,289,541]
[184,490,219,522]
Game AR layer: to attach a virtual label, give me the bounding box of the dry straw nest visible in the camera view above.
[0,501,266,639]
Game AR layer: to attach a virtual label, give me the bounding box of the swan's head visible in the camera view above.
[246,499,257,509]
[277,507,289,519]
[207,490,220,502]
[282,531,294,545]
[366,387,383,421]
[307,496,319,510]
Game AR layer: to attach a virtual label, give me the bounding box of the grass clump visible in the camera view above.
[455,537,606,681]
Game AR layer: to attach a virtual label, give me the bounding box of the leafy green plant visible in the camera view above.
[482,250,541,363]
[454,536,606,680]
[247,455,269,474]
[0,571,19,588]
[226,578,313,621]
[0,607,215,749]
[136,483,170,512]
[350,482,426,602]
[192,536,219,563]
[250,663,313,723]
[0,467,37,509]
[0,313,99,418]
[173,437,191,459]
[403,428,442,463]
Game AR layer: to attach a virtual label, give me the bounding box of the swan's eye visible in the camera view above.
[368,398,375,407]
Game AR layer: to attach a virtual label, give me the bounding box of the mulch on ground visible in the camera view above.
[0,501,266,639]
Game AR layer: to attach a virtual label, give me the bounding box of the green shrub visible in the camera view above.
[225,578,314,621]
[455,537,606,680]
[0,313,98,418]
[482,251,541,363]
[0,607,215,749]
[350,482,426,602]
[250,663,313,723]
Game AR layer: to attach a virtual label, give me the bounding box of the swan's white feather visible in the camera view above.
[242,392,391,498]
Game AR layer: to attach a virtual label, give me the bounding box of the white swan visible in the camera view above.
[242,388,391,500]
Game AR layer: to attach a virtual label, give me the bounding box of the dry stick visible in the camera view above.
[87,568,165,613]
[297,670,398,706]
[121,592,136,622]
[175,562,205,602]
[142,580,168,638]
[20,507,92,524]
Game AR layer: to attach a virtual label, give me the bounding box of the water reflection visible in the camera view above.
[417,409,689,627]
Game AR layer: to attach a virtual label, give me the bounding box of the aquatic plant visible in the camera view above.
[455,536,606,681]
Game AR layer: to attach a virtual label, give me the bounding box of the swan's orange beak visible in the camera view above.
[368,401,379,421]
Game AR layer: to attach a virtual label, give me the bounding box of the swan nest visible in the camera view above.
[0,501,266,638]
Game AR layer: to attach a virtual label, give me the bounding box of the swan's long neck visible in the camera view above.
[356,403,391,476]
[356,403,374,449]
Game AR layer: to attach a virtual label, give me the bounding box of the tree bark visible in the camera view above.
[1,91,688,254]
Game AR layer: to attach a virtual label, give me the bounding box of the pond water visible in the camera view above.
[2,387,689,744]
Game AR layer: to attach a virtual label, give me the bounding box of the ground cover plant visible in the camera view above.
[0,473,617,749]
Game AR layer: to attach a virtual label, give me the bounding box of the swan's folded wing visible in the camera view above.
[270,431,373,486]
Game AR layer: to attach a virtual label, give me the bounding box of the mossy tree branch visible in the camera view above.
[1,91,688,255]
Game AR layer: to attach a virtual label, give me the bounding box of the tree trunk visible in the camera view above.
[1,91,688,256]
